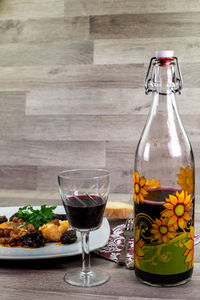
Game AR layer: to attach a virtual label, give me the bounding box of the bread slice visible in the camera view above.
[104,200,133,219]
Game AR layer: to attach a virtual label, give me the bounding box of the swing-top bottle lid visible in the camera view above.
[145,50,182,94]
[155,50,174,58]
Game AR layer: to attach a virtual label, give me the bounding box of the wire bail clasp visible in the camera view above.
[144,56,183,95]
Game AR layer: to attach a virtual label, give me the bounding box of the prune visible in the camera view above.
[9,212,19,221]
[61,230,77,244]
[55,214,68,221]
[21,232,45,248]
[0,216,8,224]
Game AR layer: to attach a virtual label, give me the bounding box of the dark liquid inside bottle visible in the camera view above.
[134,187,194,286]
[135,268,193,286]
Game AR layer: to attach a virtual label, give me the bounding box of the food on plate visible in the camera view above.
[9,213,19,221]
[0,216,8,224]
[54,214,68,221]
[16,205,57,228]
[21,232,45,248]
[39,219,69,242]
[0,205,77,248]
[0,217,36,247]
[61,230,77,244]
[104,200,133,219]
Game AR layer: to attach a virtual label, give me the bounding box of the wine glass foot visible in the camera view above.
[64,268,110,287]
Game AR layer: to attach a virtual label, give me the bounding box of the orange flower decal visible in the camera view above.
[161,190,192,230]
[151,217,176,243]
[177,165,194,194]
[146,177,161,189]
[133,171,148,204]
[134,226,144,269]
[183,226,194,269]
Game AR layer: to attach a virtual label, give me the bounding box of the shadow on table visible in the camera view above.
[0,255,80,270]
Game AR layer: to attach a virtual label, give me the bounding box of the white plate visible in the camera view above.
[0,206,110,260]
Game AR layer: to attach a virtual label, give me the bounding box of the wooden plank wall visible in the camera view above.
[0,0,200,196]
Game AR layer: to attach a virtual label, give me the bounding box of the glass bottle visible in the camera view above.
[133,50,195,286]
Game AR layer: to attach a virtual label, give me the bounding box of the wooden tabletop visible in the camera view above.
[0,190,199,300]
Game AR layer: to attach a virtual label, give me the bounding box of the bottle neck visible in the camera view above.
[151,59,176,95]
[148,90,186,158]
[151,91,178,116]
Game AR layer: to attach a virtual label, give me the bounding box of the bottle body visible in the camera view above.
[133,53,195,286]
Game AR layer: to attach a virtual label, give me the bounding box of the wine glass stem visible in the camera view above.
[81,231,91,274]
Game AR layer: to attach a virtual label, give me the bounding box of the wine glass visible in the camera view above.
[58,169,110,287]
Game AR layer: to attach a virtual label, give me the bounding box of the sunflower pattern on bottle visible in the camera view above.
[133,166,194,274]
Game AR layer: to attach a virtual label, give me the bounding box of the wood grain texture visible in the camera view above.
[64,0,200,17]
[0,0,64,20]
[0,141,105,167]
[0,64,144,90]
[0,0,199,194]
[64,17,89,40]
[0,166,37,190]
[0,41,93,66]
[0,18,66,43]
[22,115,146,141]
[90,12,200,39]
[94,37,200,64]
[0,91,26,114]
[26,88,148,115]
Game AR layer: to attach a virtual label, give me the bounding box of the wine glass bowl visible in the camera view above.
[58,169,110,287]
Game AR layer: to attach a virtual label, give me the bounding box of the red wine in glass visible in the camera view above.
[62,194,106,231]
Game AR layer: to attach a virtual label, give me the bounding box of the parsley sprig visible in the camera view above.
[17,205,57,229]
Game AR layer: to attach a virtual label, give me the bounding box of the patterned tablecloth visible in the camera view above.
[95,223,200,264]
